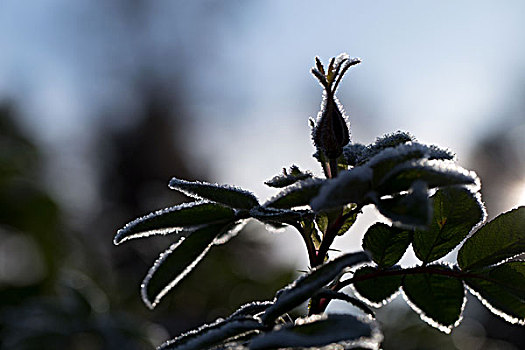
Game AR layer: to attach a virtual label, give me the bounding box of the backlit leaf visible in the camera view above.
[403,266,465,333]
[260,252,370,324]
[374,180,431,229]
[114,202,235,245]
[250,313,375,350]
[264,165,313,188]
[362,223,412,268]
[264,178,324,209]
[169,177,259,209]
[158,316,262,350]
[353,266,402,306]
[376,159,478,196]
[464,261,525,325]
[310,167,372,212]
[458,206,525,270]
[413,187,484,263]
[141,223,233,309]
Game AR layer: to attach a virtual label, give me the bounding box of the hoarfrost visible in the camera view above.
[261,252,370,324]
[351,283,401,309]
[263,177,324,209]
[213,220,246,245]
[400,282,467,334]
[114,201,222,245]
[158,316,262,350]
[169,177,259,209]
[141,237,214,309]
[465,285,525,326]
[310,166,372,211]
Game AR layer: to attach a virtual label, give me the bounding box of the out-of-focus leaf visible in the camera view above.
[264,165,313,188]
[141,223,231,309]
[310,167,372,212]
[264,178,324,209]
[169,177,259,209]
[353,266,402,306]
[158,316,262,350]
[250,314,375,350]
[114,202,235,244]
[403,265,465,333]
[260,252,370,324]
[362,223,412,268]
[413,187,484,263]
[375,180,431,229]
[458,206,525,271]
[376,159,478,195]
[464,261,525,325]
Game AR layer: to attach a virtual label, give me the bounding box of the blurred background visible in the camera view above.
[1,1,525,349]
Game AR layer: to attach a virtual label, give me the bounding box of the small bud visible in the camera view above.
[313,95,349,159]
[311,54,360,159]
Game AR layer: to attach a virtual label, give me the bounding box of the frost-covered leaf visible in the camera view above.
[402,266,465,333]
[353,266,402,307]
[371,131,415,151]
[413,187,484,264]
[114,202,235,245]
[368,144,429,185]
[142,223,233,309]
[310,167,372,212]
[250,313,376,350]
[249,207,310,225]
[464,261,525,325]
[264,165,313,188]
[362,223,412,268]
[458,206,525,271]
[264,178,324,209]
[342,143,368,166]
[169,177,259,209]
[158,316,263,350]
[314,289,375,316]
[376,159,478,195]
[228,301,274,320]
[374,180,431,229]
[261,252,370,324]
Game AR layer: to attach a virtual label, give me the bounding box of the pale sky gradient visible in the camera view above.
[2,0,525,267]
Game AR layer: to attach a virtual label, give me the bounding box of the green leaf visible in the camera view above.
[315,204,357,236]
[362,223,412,268]
[114,202,235,245]
[376,159,478,195]
[464,261,525,325]
[250,314,374,350]
[374,180,431,229]
[264,178,324,209]
[264,165,313,188]
[368,144,428,185]
[141,223,232,309]
[458,206,525,271]
[158,316,262,350]
[403,266,465,333]
[310,167,372,212]
[413,187,484,263]
[353,266,402,306]
[260,252,370,324]
[169,177,259,209]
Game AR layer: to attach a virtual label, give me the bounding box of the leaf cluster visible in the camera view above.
[114,54,525,349]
